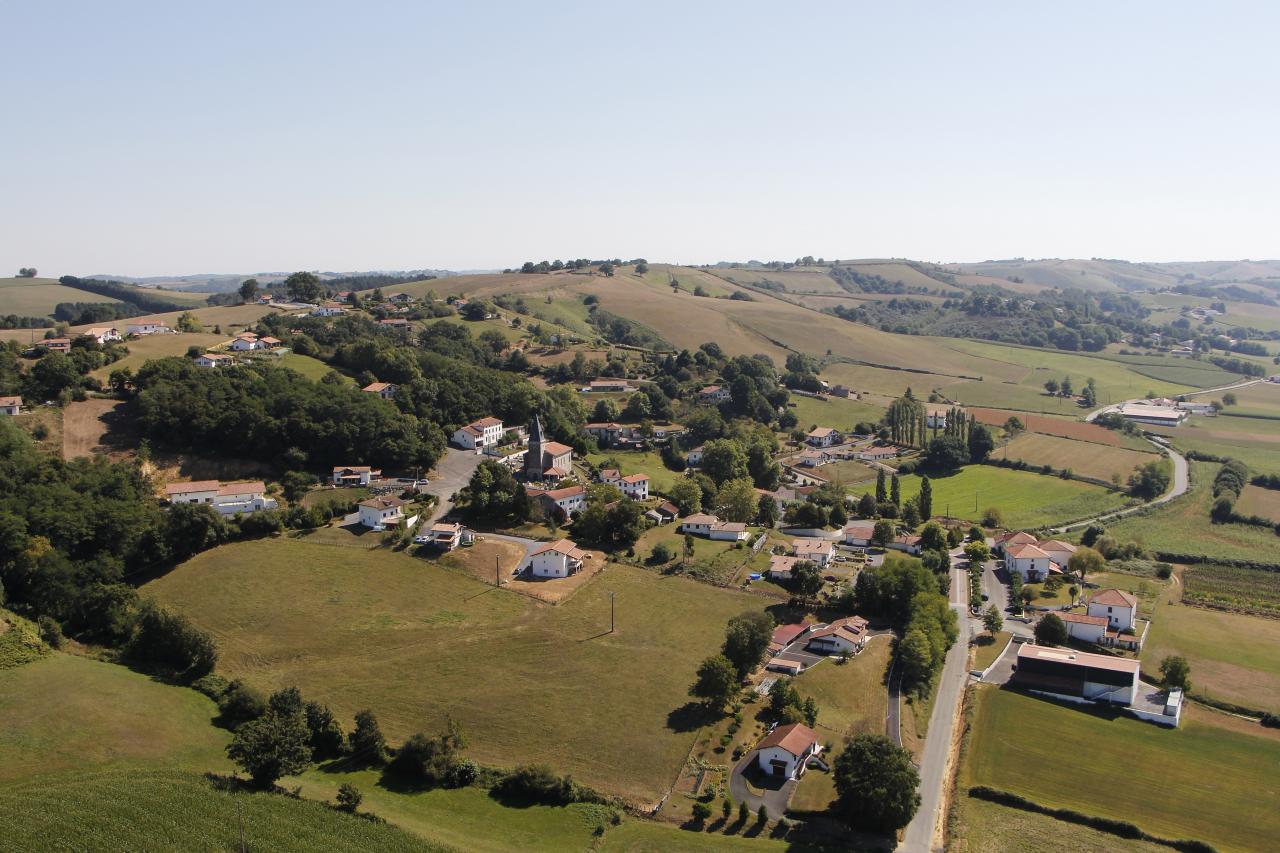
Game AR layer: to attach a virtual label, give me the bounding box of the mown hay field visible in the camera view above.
[1000,432,1156,482]
[968,407,1123,446]
[894,465,1128,529]
[144,538,762,804]
[962,686,1280,852]
[0,276,122,315]
[1235,484,1280,521]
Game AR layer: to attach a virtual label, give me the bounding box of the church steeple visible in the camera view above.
[523,413,545,480]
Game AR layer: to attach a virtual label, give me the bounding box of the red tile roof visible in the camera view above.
[757,723,818,757]
[1060,612,1108,627]
[1090,588,1138,608]
[532,538,586,560]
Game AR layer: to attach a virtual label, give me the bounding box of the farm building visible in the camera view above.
[698,385,731,403]
[755,723,822,780]
[165,480,277,515]
[842,523,875,547]
[126,322,173,335]
[1117,403,1187,427]
[530,538,587,578]
[81,327,121,344]
[0,396,21,416]
[362,382,399,400]
[1012,644,1140,705]
[805,427,842,447]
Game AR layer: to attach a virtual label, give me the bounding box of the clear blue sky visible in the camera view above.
[3,1,1278,276]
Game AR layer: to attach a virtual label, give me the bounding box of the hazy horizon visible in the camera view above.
[5,1,1278,277]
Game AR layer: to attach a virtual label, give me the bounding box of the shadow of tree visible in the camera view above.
[667,701,720,733]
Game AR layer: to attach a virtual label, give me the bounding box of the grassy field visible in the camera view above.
[0,654,229,783]
[278,352,346,382]
[0,769,436,852]
[61,397,125,459]
[962,686,1280,852]
[1235,484,1280,521]
[1101,462,1280,561]
[586,449,683,493]
[968,408,1124,446]
[1180,563,1280,617]
[144,538,763,804]
[792,636,891,741]
[784,393,885,433]
[87,331,227,382]
[999,432,1155,482]
[952,794,1169,853]
[895,465,1129,528]
[0,276,122,315]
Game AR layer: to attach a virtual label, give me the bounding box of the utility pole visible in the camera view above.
[610,591,616,633]
[495,554,500,587]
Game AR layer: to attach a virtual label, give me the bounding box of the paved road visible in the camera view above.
[898,562,970,853]
[423,448,484,525]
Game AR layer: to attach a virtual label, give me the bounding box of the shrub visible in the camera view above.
[691,801,712,822]
[36,615,64,649]
[335,783,363,813]
[493,763,577,805]
[191,673,230,701]
[218,679,267,728]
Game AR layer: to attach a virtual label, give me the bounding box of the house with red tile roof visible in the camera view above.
[755,723,822,780]
[452,416,504,450]
[362,381,398,400]
[331,466,381,486]
[0,396,21,416]
[620,473,649,501]
[806,616,870,655]
[530,538,587,578]
[1087,588,1138,632]
[165,480,277,515]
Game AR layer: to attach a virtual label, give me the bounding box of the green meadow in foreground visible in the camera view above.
[963,686,1280,852]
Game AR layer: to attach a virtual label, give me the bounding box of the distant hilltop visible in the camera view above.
[85,269,460,294]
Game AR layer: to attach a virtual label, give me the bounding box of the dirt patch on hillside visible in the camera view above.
[62,398,130,460]
[968,407,1122,446]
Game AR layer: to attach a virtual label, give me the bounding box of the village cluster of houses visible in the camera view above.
[28,323,176,358]
[993,531,1078,581]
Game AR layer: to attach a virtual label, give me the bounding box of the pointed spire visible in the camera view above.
[529,413,544,444]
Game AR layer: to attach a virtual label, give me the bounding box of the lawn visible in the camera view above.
[896,465,1129,529]
[301,485,370,509]
[1101,462,1280,561]
[634,525,758,584]
[963,686,1280,852]
[999,432,1156,483]
[784,393,885,433]
[0,769,435,852]
[586,449,683,493]
[791,637,891,741]
[811,458,878,489]
[1145,582,1280,713]
[278,352,347,382]
[143,538,763,804]
[0,654,230,783]
[971,631,1011,672]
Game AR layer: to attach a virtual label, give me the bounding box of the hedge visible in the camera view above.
[966,786,1217,852]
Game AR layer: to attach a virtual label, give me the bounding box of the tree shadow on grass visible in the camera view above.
[667,701,721,733]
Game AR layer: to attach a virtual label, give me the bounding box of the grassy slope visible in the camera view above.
[0,769,438,852]
[895,466,1128,528]
[999,432,1156,482]
[963,686,1280,852]
[0,654,230,783]
[1101,462,1280,561]
[792,637,891,739]
[586,449,683,493]
[1145,582,1280,714]
[0,276,123,314]
[144,538,762,804]
[88,331,227,381]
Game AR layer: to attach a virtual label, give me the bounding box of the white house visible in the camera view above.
[1005,542,1054,581]
[358,496,406,530]
[805,427,842,447]
[766,555,799,581]
[452,416,504,450]
[529,538,587,578]
[698,385,731,403]
[1087,589,1138,632]
[362,382,399,400]
[534,485,587,519]
[230,334,262,352]
[312,302,347,317]
[1013,644,1140,706]
[599,468,622,486]
[679,513,749,541]
[927,406,957,429]
[1038,539,1077,568]
[686,445,705,466]
[194,353,234,368]
[126,323,173,336]
[855,445,900,462]
[798,449,829,467]
[81,327,121,344]
[842,523,875,547]
[416,522,463,550]
[0,396,21,416]
[994,531,1038,555]
[331,466,381,486]
[806,616,870,655]
[164,480,277,515]
[754,723,822,781]
[620,473,649,501]
[792,538,835,567]
[1059,611,1109,644]
[888,533,922,555]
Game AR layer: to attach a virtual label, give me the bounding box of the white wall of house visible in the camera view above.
[1087,601,1137,631]
[169,489,219,505]
[809,635,858,655]
[531,552,574,578]
[709,527,748,541]
[1063,620,1106,644]
[1010,555,1049,580]
[359,505,403,529]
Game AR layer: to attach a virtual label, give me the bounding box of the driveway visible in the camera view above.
[423,448,485,525]
[481,531,544,573]
[729,751,801,817]
[981,640,1019,685]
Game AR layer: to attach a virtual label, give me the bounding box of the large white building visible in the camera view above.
[452,417,504,450]
[679,513,749,541]
[358,496,406,530]
[1087,588,1138,632]
[1013,644,1140,705]
[619,473,650,501]
[164,480,277,515]
[331,466,381,485]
